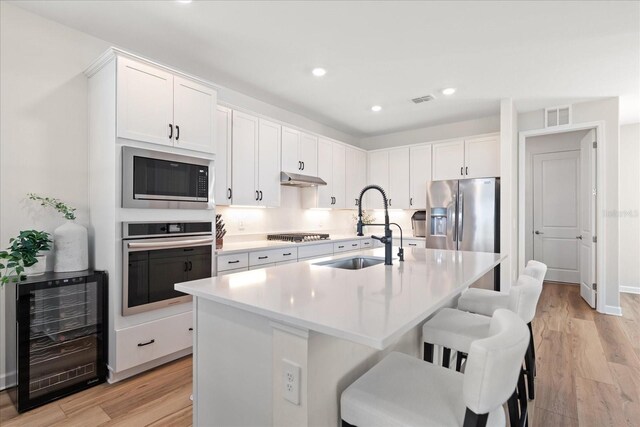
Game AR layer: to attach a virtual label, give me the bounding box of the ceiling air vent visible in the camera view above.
[411,94,436,104]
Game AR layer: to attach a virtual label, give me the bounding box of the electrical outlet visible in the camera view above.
[282,359,300,405]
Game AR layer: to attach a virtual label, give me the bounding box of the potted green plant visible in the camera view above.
[0,230,52,285]
[28,193,88,272]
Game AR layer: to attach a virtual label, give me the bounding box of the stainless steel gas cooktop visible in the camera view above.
[266,233,330,243]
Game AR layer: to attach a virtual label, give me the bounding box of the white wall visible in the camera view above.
[619,123,640,293]
[523,130,589,264]
[357,115,500,150]
[518,98,621,313]
[0,2,359,389]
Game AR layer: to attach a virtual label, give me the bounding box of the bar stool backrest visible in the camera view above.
[523,260,547,285]
[508,275,543,323]
[463,309,529,416]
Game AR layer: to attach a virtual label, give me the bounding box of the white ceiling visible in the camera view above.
[11,1,640,137]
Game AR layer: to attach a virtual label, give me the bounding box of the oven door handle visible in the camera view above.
[127,237,214,250]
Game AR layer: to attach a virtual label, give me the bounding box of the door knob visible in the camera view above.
[534,230,544,235]
[576,235,583,240]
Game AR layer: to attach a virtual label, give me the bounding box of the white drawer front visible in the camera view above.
[115,311,192,372]
[298,243,333,259]
[218,253,249,272]
[334,240,360,253]
[360,239,374,249]
[249,247,298,266]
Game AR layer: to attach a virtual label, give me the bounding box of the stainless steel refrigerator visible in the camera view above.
[425,178,500,290]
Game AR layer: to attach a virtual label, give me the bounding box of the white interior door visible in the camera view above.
[579,130,597,308]
[533,150,581,283]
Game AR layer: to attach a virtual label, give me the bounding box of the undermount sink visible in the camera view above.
[314,256,386,270]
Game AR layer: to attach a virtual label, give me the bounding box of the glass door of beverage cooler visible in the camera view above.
[15,272,107,412]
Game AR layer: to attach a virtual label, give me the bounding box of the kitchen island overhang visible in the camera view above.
[177,247,504,426]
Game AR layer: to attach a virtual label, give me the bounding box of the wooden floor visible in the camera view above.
[1,282,638,426]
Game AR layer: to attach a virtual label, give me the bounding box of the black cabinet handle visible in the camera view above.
[466,166,468,175]
[408,243,417,247]
[227,188,232,199]
[298,161,302,170]
[228,260,240,264]
[410,198,413,206]
[175,125,180,140]
[301,161,305,170]
[169,124,173,139]
[256,191,259,201]
[355,199,359,206]
[351,243,358,247]
[188,261,193,271]
[138,339,155,347]
[258,256,268,260]
[189,327,193,331]
[184,261,189,272]
[283,253,292,256]
[389,199,392,206]
[338,245,345,249]
[259,190,263,201]
[461,167,464,176]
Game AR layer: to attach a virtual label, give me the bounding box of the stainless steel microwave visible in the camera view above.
[122,147,213,209]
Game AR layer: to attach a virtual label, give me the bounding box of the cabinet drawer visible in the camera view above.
[115,311,192,372]
[398,239,426,248]
[298,243,333,260]
[249,248,298,266]
[218,253,249,272]
[334,240,361,253]
[360,239,374,249]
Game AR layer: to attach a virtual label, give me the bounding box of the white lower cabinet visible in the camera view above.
[114,311,193,372]
[249,248,298,267]
[298,243,334,260]
[217,253,249,272]
[334,240,361,253]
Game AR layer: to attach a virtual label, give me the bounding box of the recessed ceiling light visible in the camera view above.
[312,67,327,77]
[371,105,382,112]
[442,88,456,96]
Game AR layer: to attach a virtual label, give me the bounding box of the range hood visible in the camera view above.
[280,171,327,187]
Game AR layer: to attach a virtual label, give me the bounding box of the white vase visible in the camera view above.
[53,220,88,272]
[24,255,47,276]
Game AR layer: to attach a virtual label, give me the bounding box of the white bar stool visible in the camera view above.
[341,309,529,427]
[457,261,547,399]
[421,275,542,427]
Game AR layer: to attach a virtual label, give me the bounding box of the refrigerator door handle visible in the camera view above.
[449,201,457,242]
[458,193,464,242]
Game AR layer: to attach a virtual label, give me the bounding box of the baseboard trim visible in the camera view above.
[603,305,623,316]
[0,370,17,392]
[620,286,640,295]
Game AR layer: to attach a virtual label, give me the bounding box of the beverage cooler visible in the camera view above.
[5,270,108,412]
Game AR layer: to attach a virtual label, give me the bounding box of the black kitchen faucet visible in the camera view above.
[356,185,404,265]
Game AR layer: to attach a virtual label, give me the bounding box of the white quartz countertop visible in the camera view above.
[176,247,503,349]
[216,234,425,255]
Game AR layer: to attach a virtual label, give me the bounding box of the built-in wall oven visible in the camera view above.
[122,221,213,316]
[122,147,213,209]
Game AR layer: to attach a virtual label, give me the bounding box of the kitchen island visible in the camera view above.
[176,247,503,426]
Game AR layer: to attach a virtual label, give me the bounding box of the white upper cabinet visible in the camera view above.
[366,151,390,209]
[215,106,232,205]
[299,132,318,176]
[230,112,281,208]
[257,119,282,207]
[431,135,500,181]
[281,127,318,176]
[305,138,346,208]
[345,147,367,209]
[117,57,173,147]
[173,76,217,153]
[409,145,432,209]
[116,56,216,154]
[464,135,500,179]
[231,111,258,206]
[431,139,465,181]
[388,148,410,209]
